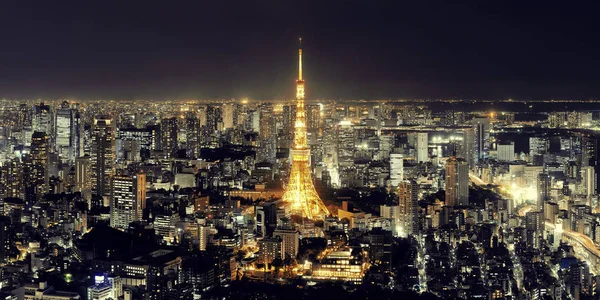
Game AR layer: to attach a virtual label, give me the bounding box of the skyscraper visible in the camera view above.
[27,131,49,201]
[75,156,92,206]
[221,103,238,130]
[0,158,22,199]
[537,172,550,231]
[32,103,52,135]
[161,117,178,159]
[398,180,418,236]
[416,132,428,163]
[91,117,115,197]
[281,38,329,220]
[445,156,469,207]
[389,153,404,187]
[306,104,321,133]
[472,117,490,163]
[110,172,146,230]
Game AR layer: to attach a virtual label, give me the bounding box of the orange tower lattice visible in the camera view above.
[281,38,329,220]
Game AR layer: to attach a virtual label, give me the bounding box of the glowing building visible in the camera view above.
[310,249,365,284]
[281,39,329,220]
[445,156,469,207]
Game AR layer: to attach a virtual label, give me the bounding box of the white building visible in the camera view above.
[497,142,515,162]
[110,173,146,230]
[389,153,404,186]
[416,132,428,163]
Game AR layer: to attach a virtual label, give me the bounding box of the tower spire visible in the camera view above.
[282,37,328,220]
[298,37,303,81]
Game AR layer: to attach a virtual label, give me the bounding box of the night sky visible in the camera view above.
[1,1,599,100]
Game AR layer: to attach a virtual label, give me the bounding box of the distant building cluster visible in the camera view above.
[0,51,600,299]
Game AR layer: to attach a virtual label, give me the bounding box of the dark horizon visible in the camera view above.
[1,1,600,100]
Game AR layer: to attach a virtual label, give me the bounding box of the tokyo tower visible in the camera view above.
[281,38,329,220]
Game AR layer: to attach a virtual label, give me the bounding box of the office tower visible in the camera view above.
[273,228,300,258]
[336,120,355,187]
[221,103,238,130]
[462,127,476,168]
[17,103,32,129]
[198,225,211,251]
[255,202,277,237]
[73,110,83,159]
[154,211,180,244]
[445,156,469,207]
[110,172,146,230]
[472,117,490,163]
[537,173,550,229]
[88,274,123,300]
[0,158,22,199]
[30,131,49,198]
[306,104,321,133]
[389,153,404,186]
[257,237,284,264]
[282,105,297,134]
[525,211,543,249]
[366,228,393,266]
[185,116,200,158]
[497,142,515,162]
[398,180,418,236]
[581,166,595,206]
[32,103,52,135]
[55,103,74,163]
[258,103,276,162]
[91,116,115,197]
[206,105,221,132]
[281,39,329,220]
[160,117,178,159]
[416,132,428,163]
[75,156,92,206]
[529,137,549,157]
[380,205,401,236]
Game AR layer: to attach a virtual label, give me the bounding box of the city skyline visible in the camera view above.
[1,1,600,100]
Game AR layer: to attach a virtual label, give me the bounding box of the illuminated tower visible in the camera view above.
[281,38,329,220]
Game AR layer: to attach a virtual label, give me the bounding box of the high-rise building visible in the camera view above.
[537,172,550,230]
[0,158,22,199]
[529,137,549,158]
[258,103,276,162]
[273,228,299,258]
[581,166,595,206]
[255,202,277,237]
[416,132,428,163]
[497,142,515,162]
[380,205,401,236]
[306,104,321,133]
[398,180,418,236]
[221,103,238,130]
[281,39,329,220]
[110,172,146,230]
[198,225,211,251]
[161,117,178,159]
[445,156,469,207]
[29,131,49,198]
[32,103,52,135]
[184,116,200,158]
[55,103,74,163]
[462,127,476,168]
[91,117,115,197]
[206,105,221,132]
[282,105,297,134]
[389,154,404,187]
[472,118,490,163]
[257,237,284,264]
[75,156,92,205]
